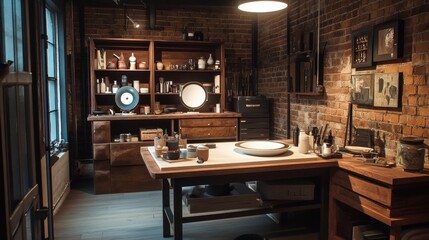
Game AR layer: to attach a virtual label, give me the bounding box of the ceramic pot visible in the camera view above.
[198,57,206,70]
[298,131,310,154]
[197,145,209,161]
[156,62,164,70]
[397,137,428,171]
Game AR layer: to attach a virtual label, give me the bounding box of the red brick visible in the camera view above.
[420,107,429,116]
[418,85,429,95]
[403,85,417,95]
[403,126,412,135]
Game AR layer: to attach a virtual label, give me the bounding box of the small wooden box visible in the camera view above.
[182,183,260,213]
[139,128,163,141]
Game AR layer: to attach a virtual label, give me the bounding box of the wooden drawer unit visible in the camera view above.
[179,118,237,140]
[329,159,429,240]
[92,121,111,143]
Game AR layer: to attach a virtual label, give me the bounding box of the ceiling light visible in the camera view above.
[238,0,288,13]
[126,15,140,28]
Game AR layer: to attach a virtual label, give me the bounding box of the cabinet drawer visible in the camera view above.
[240,118,270,129]
[93,144,110,161]
[93,121,111,143]
[180,118,236,127]
[110,142,148,166]
[331,169,392,206]
[181,126,236,139]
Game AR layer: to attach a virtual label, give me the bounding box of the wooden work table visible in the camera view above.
[140,141,429,240]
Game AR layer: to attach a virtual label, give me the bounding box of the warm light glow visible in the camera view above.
[238,1,288,13]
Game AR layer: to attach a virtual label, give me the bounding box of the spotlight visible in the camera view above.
[126,15,140,28]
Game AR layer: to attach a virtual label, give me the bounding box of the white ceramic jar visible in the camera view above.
[198,57,206,70]
[298,131,310,154]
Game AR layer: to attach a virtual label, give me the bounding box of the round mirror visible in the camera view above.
[180,82,208,111]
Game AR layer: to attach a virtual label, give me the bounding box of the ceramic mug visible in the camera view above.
[187,145,197,158]
[197,145,209,162]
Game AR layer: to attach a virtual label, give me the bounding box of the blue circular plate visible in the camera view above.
[115,86,139,111]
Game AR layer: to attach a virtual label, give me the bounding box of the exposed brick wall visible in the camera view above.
[258,0,429,160]
[76,4,254,88]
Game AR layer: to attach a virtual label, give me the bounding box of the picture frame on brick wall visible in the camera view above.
[351,27,373,68]
[373,20,404,62]
[351,74,374,106]
[374,72,401,108]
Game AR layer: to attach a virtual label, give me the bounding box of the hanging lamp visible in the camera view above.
[238,0,288,13]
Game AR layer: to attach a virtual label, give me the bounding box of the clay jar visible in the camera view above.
[197,145,209,162]
[138,61,148,69]
[156,61,164,70]
[198,57,206,70]
[397,137,428,171]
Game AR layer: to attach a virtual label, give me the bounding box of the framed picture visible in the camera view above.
[351,74,374,106]
[373,20,403,62]
[351,27,373,68]
[374,72,401,108]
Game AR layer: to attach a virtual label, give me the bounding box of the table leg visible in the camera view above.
[173,181,183,240]
[320,173,329,240]
[162,179,171,237]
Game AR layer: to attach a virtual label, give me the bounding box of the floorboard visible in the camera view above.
[54,180,316,240]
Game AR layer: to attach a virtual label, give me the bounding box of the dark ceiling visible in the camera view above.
[84,0,237,8]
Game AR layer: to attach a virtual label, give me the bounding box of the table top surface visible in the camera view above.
[141,140,338,179]
[141,140,429,185]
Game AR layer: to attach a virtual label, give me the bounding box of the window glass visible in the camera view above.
[48,80,57,112]
[2,0,15,71]
[47,42,56,77]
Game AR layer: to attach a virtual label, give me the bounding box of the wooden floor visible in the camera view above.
[54,180,316,240]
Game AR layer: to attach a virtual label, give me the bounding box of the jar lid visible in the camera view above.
[400,137,424,145]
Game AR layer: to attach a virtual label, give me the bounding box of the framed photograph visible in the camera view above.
[374,73,401,108]
[373,20,403,62]
[351,27,373,68]
[351,74,374,106]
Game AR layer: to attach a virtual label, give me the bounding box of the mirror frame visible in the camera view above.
[180,81,208,111]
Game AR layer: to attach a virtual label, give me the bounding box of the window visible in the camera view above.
[45,3,67,155]
[2,0,26,71]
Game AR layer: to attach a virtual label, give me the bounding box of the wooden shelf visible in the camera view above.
[95,69,150,72]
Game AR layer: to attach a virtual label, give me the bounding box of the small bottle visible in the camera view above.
[96,79,101,93]
[121,75,127,87]
[112,80,119,94]
[215,60,221,70]
[308,131,314,151]
[207,54,214,66]
[129,53,136,70]
[100,78,106,93]
[293,127,300,147]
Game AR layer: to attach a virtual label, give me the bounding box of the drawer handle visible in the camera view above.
[207,133,211,135]
[207,123,211,126]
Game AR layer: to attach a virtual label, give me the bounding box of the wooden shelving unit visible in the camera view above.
[87,38,240,194]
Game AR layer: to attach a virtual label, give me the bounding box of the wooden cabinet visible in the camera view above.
[89,38,226,113]
[87,38,239,194]
[329,159,429,239]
